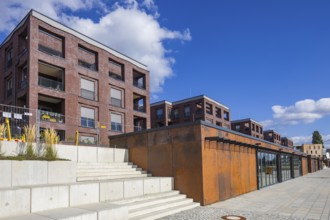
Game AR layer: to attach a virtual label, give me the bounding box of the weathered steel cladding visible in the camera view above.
[109,121,320,206]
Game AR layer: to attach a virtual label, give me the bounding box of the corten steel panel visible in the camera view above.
[201,140,220,205]
[249,148,257,191]
[218,142,232,201]
[302,157,308,175]
[171,125,203,204]
[230,144,241,197]
[147,129,173,177]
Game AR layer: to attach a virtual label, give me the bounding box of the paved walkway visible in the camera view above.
[161,168,330,220]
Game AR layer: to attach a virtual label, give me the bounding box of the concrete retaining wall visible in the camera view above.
[0,141,128,162]
[0,160,76,188]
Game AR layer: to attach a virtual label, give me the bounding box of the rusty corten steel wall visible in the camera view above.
[110,121,309,206]
[110,123,205,204]
[302,157,308,175]
[202,140,257,205]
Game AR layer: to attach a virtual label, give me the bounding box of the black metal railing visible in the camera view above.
[38,44,63,57]
[133,80,145,89]
[134,104,146,112]
[39,110,65,123]
[38,76,64,91]
[78,59,97,71]
[81,89,95,101]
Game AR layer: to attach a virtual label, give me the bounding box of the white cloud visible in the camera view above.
[0,0,191,95]
[263,98,330,127]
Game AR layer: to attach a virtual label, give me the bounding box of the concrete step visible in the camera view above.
[77,167,141,171]
[77,173,150,181]
[77,168,143,175]
[129,202,199,220]
[128,194,187,210]
[111,191,181,205]
[128,198,195,218]
[77,170,146,177]
[0,203,127,220]
[77,162,134,167]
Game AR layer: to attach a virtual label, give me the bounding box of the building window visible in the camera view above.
[156,108,164,120]
[6,47,13,68]
[111,113,123,132]
[109,58,124,81]
[252,124,255,131]
[80,136,95,145]
[133,94,146,112]
[173,108,179,119]
[206,103,213,115]
[81,107,95,128]
[260,127,263,134]
[195,102,203,115]
[224,111,229,121]
[110,88,123,107]
[311,150,313,154]
[235,125,240,131]
[184,105,191,118]
[20,66,28,89]
[206,118,213,124]
[81,78,95,101]
[216,121,222,127]
[78,45,98,71]
[6,78,12,97]
[38,27,64,57]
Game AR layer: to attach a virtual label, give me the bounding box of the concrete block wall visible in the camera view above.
[0,141,128,162]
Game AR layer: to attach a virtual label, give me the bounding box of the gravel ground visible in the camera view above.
[159,207,304,220]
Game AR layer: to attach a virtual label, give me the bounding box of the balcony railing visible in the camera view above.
[134,104,146,112]
[39,76,64,91]
[133,80,145,89]
[134,126,145,132]
[39,110,65,123]
[78,59,97,71]
[81,117,95,128]
[111,122,122,132]
[156,114,164,120]
[38,44,63,57]
[81,89,95,101]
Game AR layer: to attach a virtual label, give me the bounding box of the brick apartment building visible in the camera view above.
[231,118,264,139]
[300,144,323,158]
[281,137,294,148]
[150,95,231,129]
[263,130,281,145]
[0,10,150,145]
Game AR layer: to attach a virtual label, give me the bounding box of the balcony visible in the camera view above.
[39,110,65,123]
[38,44,63,57]
[39,76,63,91]
[38,61,64,91]
[81,89,95,101]
[133,70,146,89]
[134,116,146,131]
[133,93,146,113]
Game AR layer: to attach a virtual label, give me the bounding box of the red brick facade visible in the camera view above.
[150,95,231,129]
[0,10,150,145]
[231,118,264,139]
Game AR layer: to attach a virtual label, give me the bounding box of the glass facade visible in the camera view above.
[281,154,292,182]
[258,151,278,188]
[293,156,302,178]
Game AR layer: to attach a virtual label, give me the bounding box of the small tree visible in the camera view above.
[312,131,323,146]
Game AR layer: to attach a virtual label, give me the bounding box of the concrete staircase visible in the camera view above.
[0,149,199,220]
[76,162,150,181]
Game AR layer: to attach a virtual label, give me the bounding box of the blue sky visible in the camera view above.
[0,0,329,146]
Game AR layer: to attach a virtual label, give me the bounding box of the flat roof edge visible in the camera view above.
[31,10,148,70]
